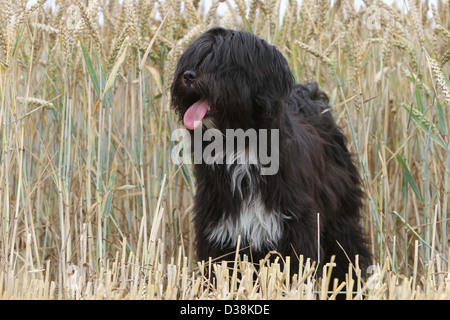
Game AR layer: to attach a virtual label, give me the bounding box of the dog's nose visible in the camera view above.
[183,70,197,84]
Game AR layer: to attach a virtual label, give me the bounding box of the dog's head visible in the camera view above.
[170,27,294,131]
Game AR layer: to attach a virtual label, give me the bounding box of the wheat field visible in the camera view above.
[0,0,449,300]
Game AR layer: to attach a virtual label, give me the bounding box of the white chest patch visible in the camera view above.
[207,194,286,252]
[206,148,287,251]
[226,147,259,198]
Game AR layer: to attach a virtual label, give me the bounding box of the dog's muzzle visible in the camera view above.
[183,70,197,85]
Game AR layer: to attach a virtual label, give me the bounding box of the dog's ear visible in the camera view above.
[253,95,283,126]
[306,82,329,106]
[252,49,293,126]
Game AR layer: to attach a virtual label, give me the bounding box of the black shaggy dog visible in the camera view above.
[171,27,371,284]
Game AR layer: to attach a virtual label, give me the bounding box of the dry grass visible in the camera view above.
[0,0,449,300]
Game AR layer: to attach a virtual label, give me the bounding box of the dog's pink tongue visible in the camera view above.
[183,99,208,130]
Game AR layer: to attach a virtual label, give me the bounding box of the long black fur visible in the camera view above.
[171,27,371,284]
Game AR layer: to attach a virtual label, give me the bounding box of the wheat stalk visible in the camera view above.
[392,39,420,73]
[248,0,259,26]
[205,0,222,26]
[0,25,7,58]
[30,23,60,34]
[435,24,450,39]
[15,96,54,108]
[184,0,201,25]
[76,0,103,55]
[234,0,247,26]
[401,66,432,97]
[425,51,450,107]
[407,0,425,45]
[441,48,450,66]
[106,27,130,76]
[125,0,142,50]
[296,40,337,76]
